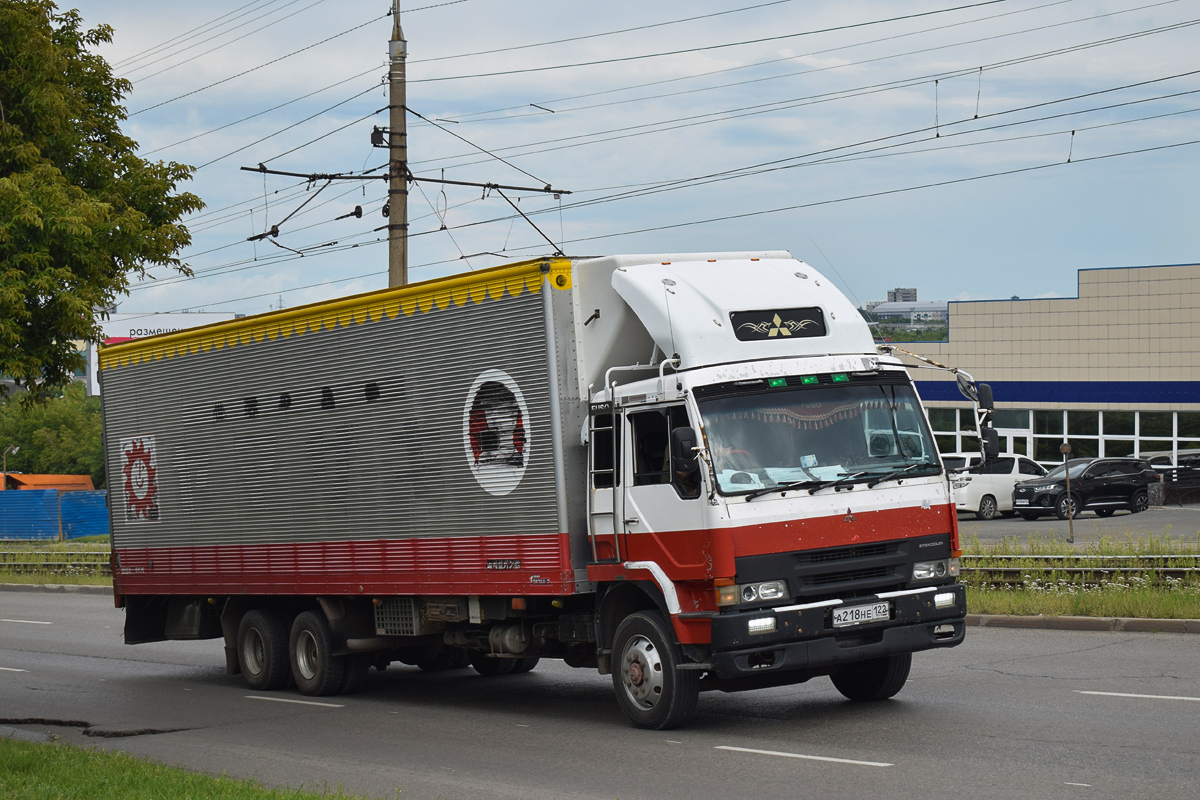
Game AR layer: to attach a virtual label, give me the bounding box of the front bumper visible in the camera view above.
[708,583,966,680]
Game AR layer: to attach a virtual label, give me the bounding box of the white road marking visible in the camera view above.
[245,695,344,708]
[1065,782,1091,787]
[715,745,892,768]
[0,666,29,672]
[1077,690,1200,703]
[1,618,52,625]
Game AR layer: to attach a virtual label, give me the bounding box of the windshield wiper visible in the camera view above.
[744,479,822,502]
[807,471,871,495]
[865,462,939,488]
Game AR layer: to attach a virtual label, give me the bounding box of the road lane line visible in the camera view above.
[1,619,53,625]
[0,667,29,672]
[1077,690,1200,703]
[245,695,344,708]
[1065,783,1091,787]
[715,745,892,767]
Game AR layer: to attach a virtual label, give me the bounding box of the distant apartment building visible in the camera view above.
[888,287,918,303]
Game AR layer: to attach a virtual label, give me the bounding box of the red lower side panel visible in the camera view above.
[113,532,574,597]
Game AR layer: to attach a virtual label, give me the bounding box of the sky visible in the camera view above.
[67,0,1200,318]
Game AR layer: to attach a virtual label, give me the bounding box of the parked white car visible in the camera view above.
[950,454,1048,520]
[941,452,983,472]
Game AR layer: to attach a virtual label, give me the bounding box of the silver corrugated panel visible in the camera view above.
[103,291,559,549]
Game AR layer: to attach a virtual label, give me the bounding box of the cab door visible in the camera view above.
[621,406,707,571]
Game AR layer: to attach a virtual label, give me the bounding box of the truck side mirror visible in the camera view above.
[956,373,978,402]
[670,427,699,474]
[977,382,994,410]
[982,427,1000,460]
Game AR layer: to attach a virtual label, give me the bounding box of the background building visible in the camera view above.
[871,300,949,323]
[900,263,1200,465]
[888,287,918,303]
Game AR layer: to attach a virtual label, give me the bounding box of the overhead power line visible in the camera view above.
[113,0,282,69]
[129,12,389,116]
[405,0,1009,84]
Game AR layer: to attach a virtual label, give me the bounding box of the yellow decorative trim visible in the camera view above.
[99,257,573,371]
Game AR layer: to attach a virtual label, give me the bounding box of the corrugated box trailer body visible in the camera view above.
[102,252,971,729]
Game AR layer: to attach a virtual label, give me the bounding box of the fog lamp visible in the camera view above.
[934,592,956,608]
[748,617,776,635]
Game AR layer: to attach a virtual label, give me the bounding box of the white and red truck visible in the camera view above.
[100,251,978,729]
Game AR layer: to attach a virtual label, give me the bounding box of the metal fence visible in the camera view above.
[0,490,109,540]
[1158,467,1200,506]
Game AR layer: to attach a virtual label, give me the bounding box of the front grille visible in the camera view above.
[810,566,891,586]
[1014,487,1034,498]
[805,542,891,564]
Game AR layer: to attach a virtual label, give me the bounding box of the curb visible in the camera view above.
[0,725,56,744]
[0,583,111,596]
[967,614,1200,634]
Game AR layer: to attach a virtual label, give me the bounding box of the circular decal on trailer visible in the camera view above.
[120,436,160,522]
[462,370,531,496]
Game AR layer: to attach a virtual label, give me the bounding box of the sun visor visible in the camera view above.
[610,257,876,369]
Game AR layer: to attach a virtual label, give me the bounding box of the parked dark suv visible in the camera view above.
[1011,457,1158,520]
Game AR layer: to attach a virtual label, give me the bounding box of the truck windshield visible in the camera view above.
[696,380,940,496]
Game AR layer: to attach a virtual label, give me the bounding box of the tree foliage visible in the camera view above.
[0,1,202,398]
[0,381,104,487]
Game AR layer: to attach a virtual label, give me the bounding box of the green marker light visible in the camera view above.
[768,377,787,388]
[832,373,849,383]
[801,375,819,385]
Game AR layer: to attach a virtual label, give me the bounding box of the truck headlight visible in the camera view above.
[717,580,790,606]
[913,560,952,580]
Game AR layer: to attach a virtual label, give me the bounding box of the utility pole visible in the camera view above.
[387,0,408,287]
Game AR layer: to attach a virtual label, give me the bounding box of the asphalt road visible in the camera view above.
[959,504,1200,546]
[2,590,1199,800]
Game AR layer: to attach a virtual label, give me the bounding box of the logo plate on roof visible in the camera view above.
[730,307,826,341]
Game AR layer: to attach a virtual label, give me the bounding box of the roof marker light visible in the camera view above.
[768,378,787,388]
[832,373,849,382]
[801,375,819,385]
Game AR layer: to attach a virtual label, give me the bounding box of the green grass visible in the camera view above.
[962,531,1200,618]
[0,738,393,800]
[0,541,112,585]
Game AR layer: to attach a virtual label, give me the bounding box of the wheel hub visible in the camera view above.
[620,634,664,710]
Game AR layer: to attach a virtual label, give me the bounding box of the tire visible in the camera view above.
[511,657,540,674]
[1019,512,1041,521]
[830,653,912,702]
[290,610,345,696]
[1054,493,1079,520]
[611,611,699,730]
[339,653,371,694]
[975,495,998,521]
[417,646,471,672]
[237,609,290,691]
[470,652,517,676]
[1095,508,1116,518]
[1130,490,1149,514]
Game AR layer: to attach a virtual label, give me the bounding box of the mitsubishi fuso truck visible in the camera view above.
[100,251,979,729]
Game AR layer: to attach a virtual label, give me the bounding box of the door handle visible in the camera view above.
[624,517,639,525]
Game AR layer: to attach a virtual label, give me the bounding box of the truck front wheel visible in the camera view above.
[611,611,699,730]
[830,653,912,702]
[290,611,345,695]
[238,609,290,691]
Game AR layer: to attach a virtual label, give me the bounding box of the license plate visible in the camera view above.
[1014,498,1029,505]
[832,601,890,628]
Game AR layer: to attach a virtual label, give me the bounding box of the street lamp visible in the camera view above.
[2,445,18,491]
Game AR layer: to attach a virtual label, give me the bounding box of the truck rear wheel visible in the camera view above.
[511,657,540,673]
[612,611,699,730]
[470,652,516,676]
[830,653,911,702]
[238,609,290,691]
[290,611,345,695]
